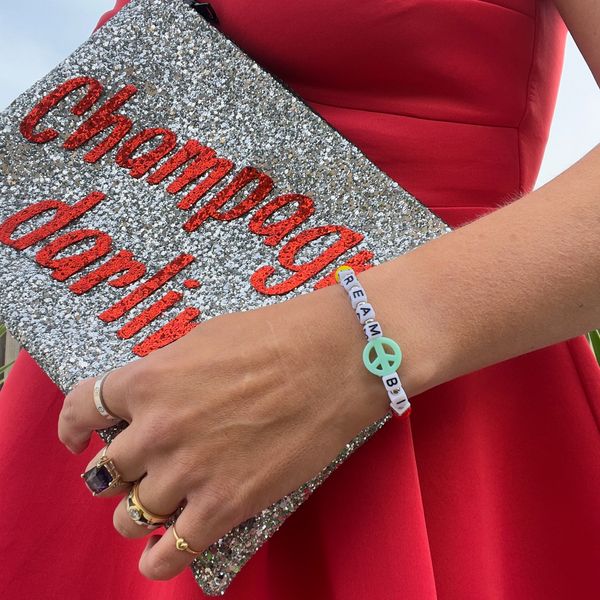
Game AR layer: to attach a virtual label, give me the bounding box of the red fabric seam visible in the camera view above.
[515,0,539,192]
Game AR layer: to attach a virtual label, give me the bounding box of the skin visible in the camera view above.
[58,0,600,582]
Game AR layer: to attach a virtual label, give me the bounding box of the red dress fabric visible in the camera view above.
[1,1,599,598]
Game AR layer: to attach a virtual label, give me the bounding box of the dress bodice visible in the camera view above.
[101,1,566,226]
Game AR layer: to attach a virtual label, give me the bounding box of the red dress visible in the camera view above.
[1,1,599,598]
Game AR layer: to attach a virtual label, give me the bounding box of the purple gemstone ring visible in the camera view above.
[81,446,127,496]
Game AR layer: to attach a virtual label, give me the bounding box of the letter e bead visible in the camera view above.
[348,284,367,309]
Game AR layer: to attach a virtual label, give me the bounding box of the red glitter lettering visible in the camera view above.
[68,249,147,294]
[0,191,105,250]
[115,127,178,178]
[63,84,138,163]
[98,253,195,322]
[248,193,315,246]
[35,229,113,281]
[132,307,201,357]
[20,77,103,144]
[151,141,234,210]
[117,290,183,339]
[183,167,273,232]
[148,140,210,184]
[250,225,363,295]
[183,278,200,289]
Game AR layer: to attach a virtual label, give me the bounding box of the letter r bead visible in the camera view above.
[339,270,356,291]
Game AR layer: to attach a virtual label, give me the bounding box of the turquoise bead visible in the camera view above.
[362,336,402,376]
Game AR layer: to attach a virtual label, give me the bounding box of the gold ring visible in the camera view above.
[126,480,172,529]
[172,523,201,555]
[81,446,127,496]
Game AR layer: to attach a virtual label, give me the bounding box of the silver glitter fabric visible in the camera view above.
[0,0,451,595]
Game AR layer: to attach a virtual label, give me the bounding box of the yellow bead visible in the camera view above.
[334,265,352,283]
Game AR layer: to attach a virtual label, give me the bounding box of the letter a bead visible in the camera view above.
[355,302,375,324]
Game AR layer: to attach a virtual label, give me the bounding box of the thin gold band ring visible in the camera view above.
[172,523,201,555]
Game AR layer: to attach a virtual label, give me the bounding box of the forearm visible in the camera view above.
[356,143,600,398]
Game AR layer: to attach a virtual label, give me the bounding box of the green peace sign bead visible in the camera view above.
[362,336,403,376]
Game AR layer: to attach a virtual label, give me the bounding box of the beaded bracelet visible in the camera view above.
[334,265,411,419]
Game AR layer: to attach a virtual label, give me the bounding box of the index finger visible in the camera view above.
[58,365,133,453]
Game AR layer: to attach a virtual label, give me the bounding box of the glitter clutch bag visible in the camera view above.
[0,0,450,594]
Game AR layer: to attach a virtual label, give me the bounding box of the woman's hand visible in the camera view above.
[57,282,395,581]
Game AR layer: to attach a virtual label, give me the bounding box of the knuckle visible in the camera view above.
[135,417,175,455]
[203,479,248,524]
[60,394,79,426]
[58,399,81,449]
[117,360,154,407]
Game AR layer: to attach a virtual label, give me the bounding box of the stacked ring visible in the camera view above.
[81,446,127,496]
[172,523,201,555]
[126,480,172,529]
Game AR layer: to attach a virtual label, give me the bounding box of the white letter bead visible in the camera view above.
[382,372,401,392]
[388,386,410,416]
[348,284,367,308]
[363,320,383,339]
[340,270,357,291]
[390,398,411,417]
[355,302,375,324]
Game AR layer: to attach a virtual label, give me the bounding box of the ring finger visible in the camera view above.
[113,471,186,539]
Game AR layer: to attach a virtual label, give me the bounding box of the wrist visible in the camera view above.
[357,256,449,398]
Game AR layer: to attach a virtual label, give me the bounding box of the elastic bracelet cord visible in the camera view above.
[334,265,411,420]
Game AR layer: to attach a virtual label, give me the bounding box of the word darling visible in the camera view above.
[0,76,376,356]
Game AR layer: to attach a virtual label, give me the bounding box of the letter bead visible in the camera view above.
[336,264,411,420]
[339,270,357,291]
[355,301,375,324]
[348,283,367,308]
[387,385,410,417]
[363,319,383,339]
[382,372,401,392]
